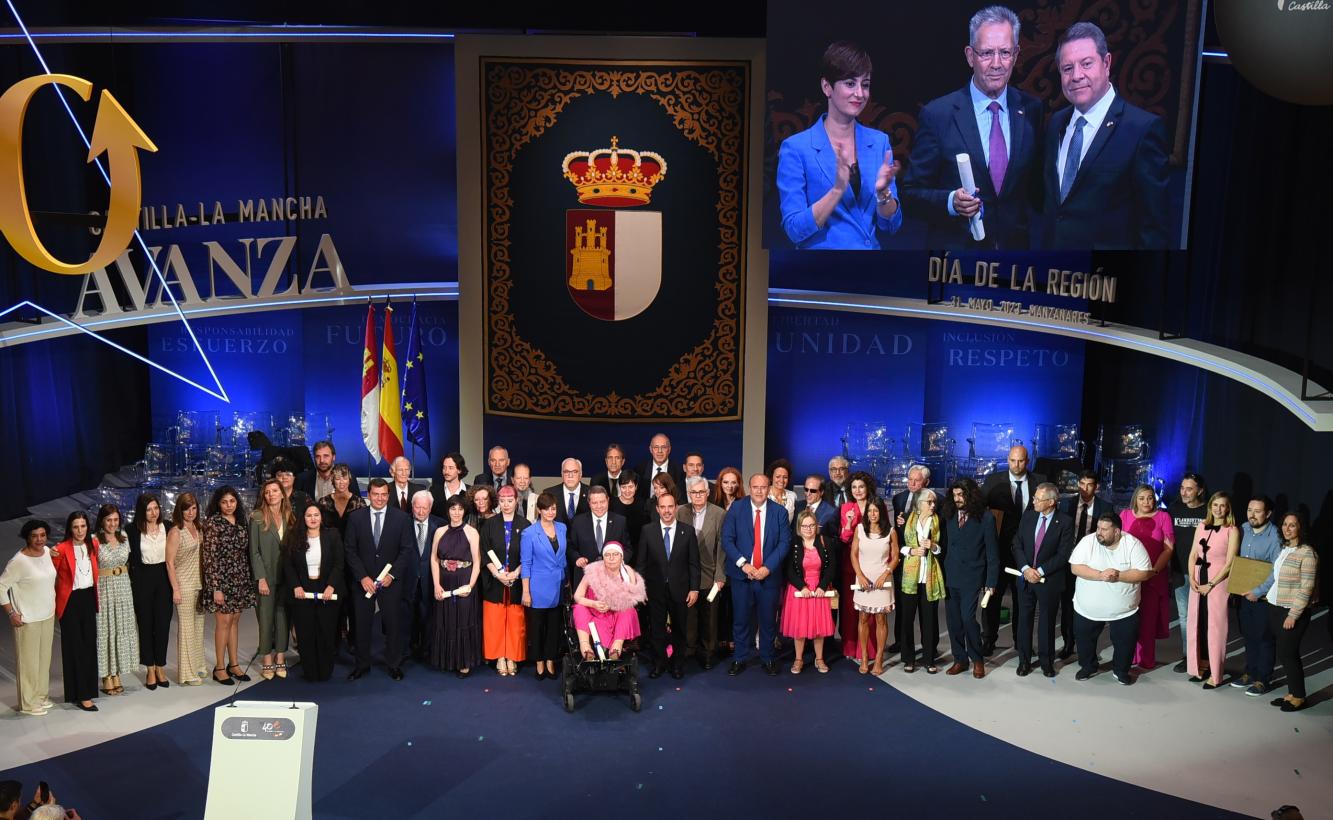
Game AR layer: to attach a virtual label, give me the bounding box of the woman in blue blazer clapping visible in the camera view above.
[521,492,567,680]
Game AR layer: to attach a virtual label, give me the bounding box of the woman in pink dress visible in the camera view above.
[837,472,877,662]
[1119,485,1175,669]
[781,509,837,673]
[1186,492,1240,688]
[571,543,646,660]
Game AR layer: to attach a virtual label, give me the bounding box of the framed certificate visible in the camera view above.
[1226,556,1273,596]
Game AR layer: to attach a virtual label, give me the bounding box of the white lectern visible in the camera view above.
[205,700,318,820]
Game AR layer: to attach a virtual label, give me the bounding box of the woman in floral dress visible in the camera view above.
[202,486,256,685]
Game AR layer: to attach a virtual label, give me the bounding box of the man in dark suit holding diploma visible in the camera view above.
[344,478,415,681]
[1010,483,1076,677]
[900,5,1042,249]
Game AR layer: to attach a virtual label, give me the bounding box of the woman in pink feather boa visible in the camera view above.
[571,542,646,660]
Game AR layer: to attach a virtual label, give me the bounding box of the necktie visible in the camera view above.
[752,508,763,567]
[664,526,672,560]
[373,510,383,546]
[417,521,426,556]
[1013,481,1024,512]
[1060,115,1087,203]
[1078,502,1089,537]
[567,492,576,519]
[595,518,604,552]
[400,490,407,511]
[609,476,619,496]
[987,100,1008,194]
[1033,515,1048,563]
[959,510,968,527]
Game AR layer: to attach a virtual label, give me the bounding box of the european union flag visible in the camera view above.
[401,299,430,454]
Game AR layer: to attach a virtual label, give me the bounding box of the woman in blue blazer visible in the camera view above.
[520,492,567,680]
[776,41,903,250]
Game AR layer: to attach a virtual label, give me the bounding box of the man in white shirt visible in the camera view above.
[635,434,685,503]
[1070,513,1154,684]
[389,456,425,514]
[543,458,589,525]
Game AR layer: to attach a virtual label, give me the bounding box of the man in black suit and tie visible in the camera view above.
[543,458,590,525]
[1010,482,1076,677]
[344,478,416,681]
[1041,21,1170,249]
[472,445,512,489]
[589,443,630,498]
[1057,470,1114,659]
[980,444,1046,655]
[405,490,445,660]
[891,464,940,654]
[388,456,427,514]
[568,485,630,588]
[635,434,685,506]
[297,440,363,500]
[826,457,852,508]
[943,478,999,678]
[637,490,701,680]
[900,5,1042,249]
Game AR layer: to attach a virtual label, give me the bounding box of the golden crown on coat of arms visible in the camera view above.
[561,136,667,207]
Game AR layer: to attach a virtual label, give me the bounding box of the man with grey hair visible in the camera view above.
[1010,482,1076,676]
[406,489,445,660]
[1042,20,1169,249]
[388,455,425,514]
[473,445,512,488]
[901,5,1042,249]
[543,457,589,525]
[827,456,851,507]
[683,474,727,669]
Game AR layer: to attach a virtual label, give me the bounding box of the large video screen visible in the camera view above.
[764,0,1203,251]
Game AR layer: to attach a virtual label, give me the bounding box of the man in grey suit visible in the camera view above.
[682,475,726,669]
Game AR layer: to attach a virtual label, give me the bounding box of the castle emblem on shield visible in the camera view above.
[561,136,667,321]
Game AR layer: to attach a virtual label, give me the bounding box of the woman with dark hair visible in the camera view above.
[610,472,648,546]
[127,492,172,690]
[52,511,100,711]
[430,452,469,518]
[1,520,58,715]
[430,496,483,677]
[711,467,744,510]
[1186,492,1240,689]
[284,502,344,682]
[520,492,567,680]
[251,479,292,680]
[837,471,878,662]
[781,509,837,673]
[466,484,496,529]
[766,459,797,518]
[93,504,137,695]
[481,485,530,676]
[1120,484,1174,670]
[166,493,206,685]
[317,463,365,537]
[203,486,255,685]
[898,492,944,673]
[776,41,902,249]
[850,498,897,675]
[646,472,678,522]
[1265,513,1317,712]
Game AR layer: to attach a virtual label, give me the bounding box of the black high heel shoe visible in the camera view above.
[212,667,235,686]
[76,701,99,712]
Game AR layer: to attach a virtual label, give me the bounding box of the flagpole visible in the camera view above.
[363,296,374,488]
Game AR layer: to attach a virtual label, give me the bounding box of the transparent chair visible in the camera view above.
[845,422,895,463]
[904,423,958,487]
[1033,423,1085,461]
[1097,425,1153,507]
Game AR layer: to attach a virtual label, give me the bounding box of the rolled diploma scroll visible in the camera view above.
[1005,566,1045,583]
[795,589,839,598]
[956,153,986,241]
[437,584,471,601]
[706,581,722,602]
[487,549,503,570]
[301,592,339,601]
[850,582,894,592]
[365,564,393,598]
[587,622,607,660]
[980,588,993,609]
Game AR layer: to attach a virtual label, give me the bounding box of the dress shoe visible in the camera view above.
[1172,660,1188,673]
[1113,672,1135,686]
[1042,666,1057,678]
[388,667,404,681]
[887,642,901,654]
[1075,668,1095,681]
[727,661,746,676]
[347,667,368,681]
[980,640,996,657]
[671,667,684,680]
[1280,699,1307,712]
[1016,662,1032,677]
[1057,645,1074,661]
[700,656,715,671]
[649,666,665,679]
[971,662,985,679]
[763,661,779,676]
[945,662,968,676]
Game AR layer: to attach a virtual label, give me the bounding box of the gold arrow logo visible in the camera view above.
[0,73,157,276]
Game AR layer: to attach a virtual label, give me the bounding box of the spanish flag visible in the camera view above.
[359,303,381,462]
[377,300,405,464]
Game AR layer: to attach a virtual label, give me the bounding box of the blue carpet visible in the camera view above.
[2,654,1250,819]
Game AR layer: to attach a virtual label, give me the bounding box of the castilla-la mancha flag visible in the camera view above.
[377,301,405,464]
[360,303,382,462]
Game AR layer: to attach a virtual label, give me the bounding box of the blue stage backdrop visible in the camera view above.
[765,307,1084,479]
[148,302,459,476]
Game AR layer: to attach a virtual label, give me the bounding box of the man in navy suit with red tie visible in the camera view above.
[721,473,791,676]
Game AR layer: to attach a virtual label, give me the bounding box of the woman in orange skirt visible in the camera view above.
[480,485,530,675]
